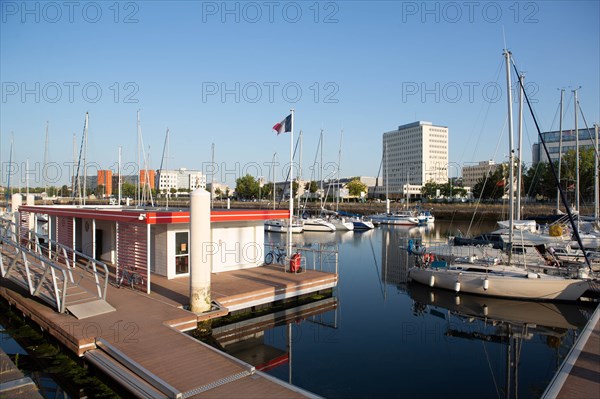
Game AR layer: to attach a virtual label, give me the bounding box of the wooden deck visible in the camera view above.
[150,265,338,312]
[0,259,335,398]
[544,303,600,399]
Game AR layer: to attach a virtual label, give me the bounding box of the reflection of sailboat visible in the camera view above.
[407,283,592,399]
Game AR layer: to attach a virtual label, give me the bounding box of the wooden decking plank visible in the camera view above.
[1,255,335,397]
[556,315,600,398]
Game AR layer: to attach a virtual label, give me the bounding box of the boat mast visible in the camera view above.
[43,121,49,197]
[336,130,343,212]
[297,131,303,217]
[557,89,564,211]
[137,110,141,207]
[595,123,599,221]
[319,129,324,210]
[504,50,515,245]
[516,74,524,220]
[385,141,390,214]
[271,152,277,210]
[118,146,122,205]
[287,109,295,257]
[573,88,579,213]
[210,142,214,209]
[6,135,13,211]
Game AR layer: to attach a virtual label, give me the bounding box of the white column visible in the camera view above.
[190,188,211,313]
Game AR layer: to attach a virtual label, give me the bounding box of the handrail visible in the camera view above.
[0,217,109,301]
[0,234,68,313]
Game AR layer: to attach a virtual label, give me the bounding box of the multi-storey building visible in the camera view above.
[462,160,504,188]
[96,170,113,197]
[378,121,449,198]
[532,127,598,164]
[156,168,206,193]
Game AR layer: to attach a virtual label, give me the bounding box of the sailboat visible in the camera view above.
[368,144,419,226]
[325,131,354,231]
[302,130,336,232]
[264,152,304,233]
[408,50,592,301]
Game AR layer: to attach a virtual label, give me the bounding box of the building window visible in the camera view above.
[175,232,189,274]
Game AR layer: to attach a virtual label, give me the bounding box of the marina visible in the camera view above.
[4,216,599,398]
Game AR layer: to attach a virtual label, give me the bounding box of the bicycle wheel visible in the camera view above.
[265,252,274,265]
[276,253,286,264]
[132,273,144,288]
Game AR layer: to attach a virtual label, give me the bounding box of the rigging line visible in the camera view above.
[458,58,505,165]
[300,132,322,211]
[578,103,600,159]
[368,233,385,300]
[467,116,508,237]
[482,340,502,399]
[511,58,591,269]
[279,132,301,206]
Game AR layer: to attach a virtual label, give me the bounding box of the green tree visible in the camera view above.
[214,188,222,199]
[96,184,105,197]
[472,168,505,200]
[306,181,318,194]
[122,182,136,197]
[235,174,260,199]
[420,181,440,199]
[292,180,299,197]
[346,178,367,197]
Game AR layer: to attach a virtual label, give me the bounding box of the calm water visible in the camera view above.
[219,221,594,399]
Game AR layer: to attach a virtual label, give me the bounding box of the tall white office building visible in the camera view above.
[381,121,449,197]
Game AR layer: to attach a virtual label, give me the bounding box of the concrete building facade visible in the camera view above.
[156,169,207,193]
[462,160,504,188]
[379,121,449,198]
[532,127,598,164]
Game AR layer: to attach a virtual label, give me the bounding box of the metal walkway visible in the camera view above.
[0,217,114,318]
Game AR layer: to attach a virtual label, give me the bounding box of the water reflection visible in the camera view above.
[405,283,592,398]
[258,221,592,398]
[212,297,339,383]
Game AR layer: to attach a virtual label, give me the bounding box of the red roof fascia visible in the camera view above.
[18,206,290,225]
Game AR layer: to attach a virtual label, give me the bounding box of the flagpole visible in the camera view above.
[288,109,295,258]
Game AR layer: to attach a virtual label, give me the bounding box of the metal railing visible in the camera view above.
[0,216,110,312]
[1,230,69,313]
[264,242,339,275]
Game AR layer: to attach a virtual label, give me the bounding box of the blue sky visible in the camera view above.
[1,1,599,187]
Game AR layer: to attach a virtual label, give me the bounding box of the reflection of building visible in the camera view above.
[377,121,449,198]
[381,228,409,286]
[532,127,597,164]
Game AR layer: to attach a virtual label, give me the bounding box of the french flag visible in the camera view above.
[272,114,292,135]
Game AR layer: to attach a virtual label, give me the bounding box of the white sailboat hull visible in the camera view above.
[352,219,375,230]
[264,219,304,233]
[303,218,336,232]
[330,218,354,231]
[408,267,590,301]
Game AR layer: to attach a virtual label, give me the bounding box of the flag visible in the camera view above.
[272,114,292,135]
